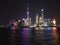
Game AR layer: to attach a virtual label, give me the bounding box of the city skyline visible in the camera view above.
[0,0,60,25]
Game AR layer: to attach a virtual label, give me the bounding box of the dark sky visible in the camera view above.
[0,0,60,25]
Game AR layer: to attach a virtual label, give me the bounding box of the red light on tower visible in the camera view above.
[13,22,17,27]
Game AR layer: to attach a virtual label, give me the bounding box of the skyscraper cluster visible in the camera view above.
[9,4,56,28]
[21,4,56,27]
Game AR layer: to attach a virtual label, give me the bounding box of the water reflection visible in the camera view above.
[52,27,58,45]
[52,31,58,44]
[21,28,33,45]
[34,28,53,45]
[11,27,60,45]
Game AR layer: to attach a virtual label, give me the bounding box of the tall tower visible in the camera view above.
[36,13,39,25]
[29,18,32,26]
[41,9,44,19]
[26,3,30,26]
[27,3,29,19]
[39,9,44,26]
[41,9,45,26]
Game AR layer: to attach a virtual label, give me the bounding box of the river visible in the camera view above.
[0,27,60,45]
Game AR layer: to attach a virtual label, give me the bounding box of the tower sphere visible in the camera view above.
[41,9,44,11]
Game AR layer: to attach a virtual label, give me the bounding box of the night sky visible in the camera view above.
[0,0,60,25]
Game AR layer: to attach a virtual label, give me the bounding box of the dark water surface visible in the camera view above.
[0,27,60,45]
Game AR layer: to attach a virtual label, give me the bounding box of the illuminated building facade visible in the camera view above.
[24,4,32,27]
[39,9,44,26]
[9,4,56,27]
[35,13,39,25]
[24,7,56,27]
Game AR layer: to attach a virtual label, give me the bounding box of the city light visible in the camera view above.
[41,9,44,11]
[8,4,57,29]
[35,27,39,30]
[22,18,25,21]
[13,21,17,27]
[47,27,51,30]
[52,19,56,26]
[18,20,21,22]
[52,27,57,30]
[53,19,56,24]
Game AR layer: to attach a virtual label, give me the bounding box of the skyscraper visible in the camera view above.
[25,3,30,26]
[39,9,44,26]
[41,9,44,19]
[36,13,39,25]
[27,3,29,19]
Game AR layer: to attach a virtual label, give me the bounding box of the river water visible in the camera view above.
[0,27,60,45]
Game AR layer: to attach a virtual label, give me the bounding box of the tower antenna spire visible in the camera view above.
[41,9,44,18]
[27,3,29,19]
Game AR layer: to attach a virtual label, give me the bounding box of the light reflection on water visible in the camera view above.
[11,27,60,45]
[51,27,58,45]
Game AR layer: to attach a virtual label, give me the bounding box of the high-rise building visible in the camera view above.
[52,19,56,26]
[25,3,30,26]
[27,3,29,19]
[39,9,44,26]
[36,13,39,25]
[29,18,32,26]
[41,9,44,19]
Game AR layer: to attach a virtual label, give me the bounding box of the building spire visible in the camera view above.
[41,9,44,19]
[27,3,29,19]
[36,13,39,25]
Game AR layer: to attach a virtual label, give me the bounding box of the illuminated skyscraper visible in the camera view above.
[39,9,44,26]
[52,19,56,26]
[27,3,29,19]
[41,9,44,19]
[25,3,30,26]
[29,18,32,26]
[36,13,39,25]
